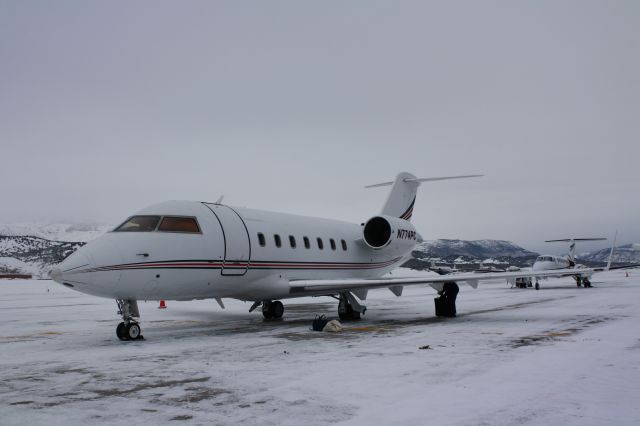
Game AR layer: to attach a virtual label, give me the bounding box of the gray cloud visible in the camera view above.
[1,1,638,253]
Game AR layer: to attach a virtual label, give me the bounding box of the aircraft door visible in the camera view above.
[205,204,251,276]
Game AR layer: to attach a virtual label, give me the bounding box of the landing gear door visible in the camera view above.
[205,204,251,276]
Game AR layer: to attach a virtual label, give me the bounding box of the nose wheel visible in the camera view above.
[116,299,144,341]
[116,321,142,340]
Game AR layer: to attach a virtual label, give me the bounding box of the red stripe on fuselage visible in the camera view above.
[72,258,402,274]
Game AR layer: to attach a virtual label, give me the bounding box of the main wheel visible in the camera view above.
[272,301,284,319]
[262,302,274,320]
[535,282,540,290]
[338,301,352,321]
[338,302,361,320]
[116,322,127,341]
[126,322,141,340]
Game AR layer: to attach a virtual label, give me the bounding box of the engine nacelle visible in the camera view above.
[362,215,418,251]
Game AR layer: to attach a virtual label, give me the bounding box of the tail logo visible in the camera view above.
[400,197,416,221]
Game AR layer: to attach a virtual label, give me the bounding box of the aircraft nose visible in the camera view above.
[50,267,63,284]
[51,249,94,286]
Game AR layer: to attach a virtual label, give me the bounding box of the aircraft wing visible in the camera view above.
[289,268,595,295]
[593,263,640,272]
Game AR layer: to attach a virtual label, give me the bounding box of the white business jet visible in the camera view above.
[50,172,595,341]
[529,237,613,290]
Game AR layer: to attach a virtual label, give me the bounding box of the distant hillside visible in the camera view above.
[0,223,111,243]
[0,236,85,278]
[414,239,537,259]
[403,239,539,270]
[577,244,640,263]
[0,223,111,277]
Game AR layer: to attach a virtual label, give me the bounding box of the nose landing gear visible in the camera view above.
[116,299,144,341]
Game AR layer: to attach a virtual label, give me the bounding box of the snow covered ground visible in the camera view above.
[1,270,639,425]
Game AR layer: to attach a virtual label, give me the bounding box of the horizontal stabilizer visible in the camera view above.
[365,174,483,188]
[545,238,607,242]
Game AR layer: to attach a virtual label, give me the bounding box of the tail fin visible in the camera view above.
[545,238,608,264]
[379,172,419,220]
[365,172,482,221]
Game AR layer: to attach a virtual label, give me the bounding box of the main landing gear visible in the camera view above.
[338,292,366,321]
[116,299,144,341]
[576,277,592,288]
[261,300,284,320]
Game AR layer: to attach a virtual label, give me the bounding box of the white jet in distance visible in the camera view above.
[528,237,614,290]
[50,172,596,341]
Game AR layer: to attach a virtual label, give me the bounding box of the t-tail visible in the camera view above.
[365,172,483,221]
[545,237,608,265]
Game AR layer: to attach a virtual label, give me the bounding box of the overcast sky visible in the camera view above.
[1,1,638,253]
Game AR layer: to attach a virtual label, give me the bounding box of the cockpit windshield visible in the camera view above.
[536,256,554,262]
[158,216,200,233]
[113,215,201,233]
[114,216,161,232]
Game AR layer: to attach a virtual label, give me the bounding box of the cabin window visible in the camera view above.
[114,216,160,232]
[274,234,282,248]
[317,238,324,250]
[330,238,336,250]
[258,233,266,247]
[303,236,310,249]
[289,235,296,248]
[341,239,347,251]
[158,216,201,233]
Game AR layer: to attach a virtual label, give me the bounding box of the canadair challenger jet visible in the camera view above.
[50,173,599,341]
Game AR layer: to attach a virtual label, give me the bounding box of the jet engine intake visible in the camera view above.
[362,215,418,251]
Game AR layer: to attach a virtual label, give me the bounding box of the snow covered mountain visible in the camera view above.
[577,244,640,264]
[0,223,111,242]
[413,239,538,259]
[0,236,84,277]
[405,239,540,270]
[0,223,110,278]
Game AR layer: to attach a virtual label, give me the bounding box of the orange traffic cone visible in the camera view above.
[158,300,167,309]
